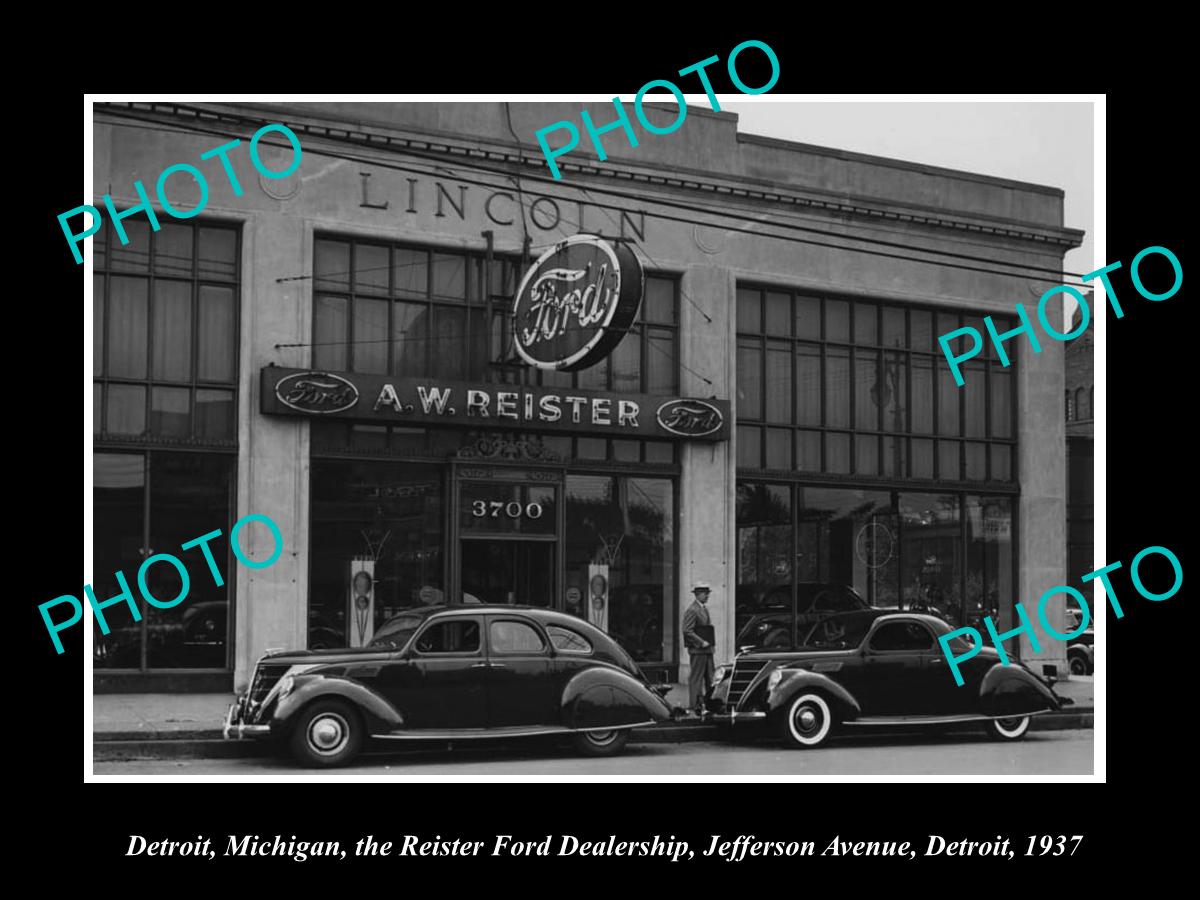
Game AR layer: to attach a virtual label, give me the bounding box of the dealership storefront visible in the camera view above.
[92,101,1081,692]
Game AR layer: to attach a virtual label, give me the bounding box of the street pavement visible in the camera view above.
[94,729,1093,776]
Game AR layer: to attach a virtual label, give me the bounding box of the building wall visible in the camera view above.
[92,102,1082,690]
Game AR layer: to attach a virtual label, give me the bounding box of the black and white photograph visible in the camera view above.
[77,94,1106,782]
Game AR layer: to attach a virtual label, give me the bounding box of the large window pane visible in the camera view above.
[854,302,877,344]
[963,362,987,437]
[94,274,105,376]
[765,291,791,336]
[796,430,821,471]
[110,219,150,272]
[353,296,389,374]
[393,300,427,376]
[766,428,791,469]
[610,327,641,393]
[854,350,878,431]
[313,295,348,370]
[795,343,821,427]
[965,442,987,480]
[736,482,792,644]
[431,306,466,379]
[966,495,1013,632]
[738,425,761,469]
[394,247,428,298]
[197,286,235,381]
[310,461,444,647]
[938,363,961,435]
[106,384,145,435]
[795,296,820,340]
[882,306,905,349]
[108,277,148,378]
[644,277,676,324]
[93,453,146,667]
[855,435,879,475]
[939,440,961,480]
[146,453,233,668]
[826,432,850,474]
[150,387,190,437]
[826,347,850,428]
[737,288,761,333]
[825,299,850,342]
[432,252,466,300]
[797,487,899,609]
[765,341,792,424]
[152,281,191,382]
[900,492,962,623]
[355,243,390,295]
[646,329,675,393]
[883,351,907,433]
[198,227,237,281]
[196,389,235,440]
[155,222,194,277]
[991,369,1012,438]
[737,339,762,420]
[911,438,934,479]
[912,355,934,434]
[910,309,933,351]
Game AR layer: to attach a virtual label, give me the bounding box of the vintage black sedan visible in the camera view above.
[707,610,1064,748]
[224,605,673,767]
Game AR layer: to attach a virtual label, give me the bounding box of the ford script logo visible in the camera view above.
[512,234,644,371]
[656,399,724,437]
[275,371,359,414]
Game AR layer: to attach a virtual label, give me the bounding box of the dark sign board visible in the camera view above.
[512,234,643,372]
[260,366,729,443]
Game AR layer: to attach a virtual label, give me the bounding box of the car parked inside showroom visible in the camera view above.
[224,604,674,766]
[707,609,1065,748]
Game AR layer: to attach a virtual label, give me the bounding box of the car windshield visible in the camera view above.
[368,614,426,650]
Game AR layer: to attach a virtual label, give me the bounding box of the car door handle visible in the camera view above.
[929,657,944,665]
[470,662,492,668]
[490,662,508,669]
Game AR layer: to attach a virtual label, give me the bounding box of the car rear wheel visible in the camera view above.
[779,693,834,749]
[1069,654,1089,676]
[572,728,631,757]
[984,715,1031,741]
[289,699,364,767]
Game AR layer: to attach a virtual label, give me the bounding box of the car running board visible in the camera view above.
[843,711,1051,727]
[370,721,657,740]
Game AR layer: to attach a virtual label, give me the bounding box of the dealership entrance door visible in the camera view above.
[460,540,554,606]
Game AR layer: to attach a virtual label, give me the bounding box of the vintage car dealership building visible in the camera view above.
[91,101,1083,692]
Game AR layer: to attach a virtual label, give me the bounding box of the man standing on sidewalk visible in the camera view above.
[682,582,716,717]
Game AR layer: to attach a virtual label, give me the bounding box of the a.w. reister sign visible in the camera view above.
[261,366,729,443]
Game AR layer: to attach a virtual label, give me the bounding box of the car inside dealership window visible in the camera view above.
[414,618,481,654]
[489,620,547,654]
[546,625,593,654]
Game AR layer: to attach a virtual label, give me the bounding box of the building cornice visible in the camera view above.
[95,101,1084,251]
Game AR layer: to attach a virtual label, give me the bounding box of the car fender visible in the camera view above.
[270,674,404,735]
[561,666,673,730]
[979,664,1060,717]
[767,670,862,722]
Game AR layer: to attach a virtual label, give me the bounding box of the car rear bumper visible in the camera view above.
[223,699,272,740]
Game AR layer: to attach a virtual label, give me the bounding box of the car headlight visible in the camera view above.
[767,668,785,691]
[714,665,731,684]
[278,674,296,699]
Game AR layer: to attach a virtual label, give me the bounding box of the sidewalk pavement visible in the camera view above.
[93,676,1093,754]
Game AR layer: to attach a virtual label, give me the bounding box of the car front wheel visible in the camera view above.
[289,699,364,767]
[985,715,1031,741]
[779,693,834,749]
[572,728,631,757]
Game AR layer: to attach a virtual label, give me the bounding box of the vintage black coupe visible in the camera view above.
[707,610,1064,748]
[224,605,674,766]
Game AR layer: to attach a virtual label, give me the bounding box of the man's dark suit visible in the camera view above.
[682,599,716,711]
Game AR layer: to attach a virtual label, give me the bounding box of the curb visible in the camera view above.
[94,709,1093,761]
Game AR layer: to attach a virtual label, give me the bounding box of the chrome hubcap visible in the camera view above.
[589,730,616,744]
[799,709,817,729]
[308,714,349,755]
[793,703,823,737]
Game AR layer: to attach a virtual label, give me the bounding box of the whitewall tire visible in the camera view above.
[985,715,1031,741]
[779,693,834,749]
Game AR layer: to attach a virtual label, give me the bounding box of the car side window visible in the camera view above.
[489,620,547,654]
[546,625,593,654]
[414,619,481,655]
[870,622,934,652]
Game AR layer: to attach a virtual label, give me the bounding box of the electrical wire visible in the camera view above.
[96,105,1091,287]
